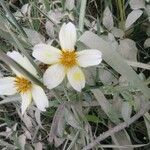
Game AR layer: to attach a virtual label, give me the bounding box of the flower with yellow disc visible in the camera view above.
[33,22,102,91]
[0,51,49,114]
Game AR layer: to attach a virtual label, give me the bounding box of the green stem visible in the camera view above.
[118,0,125,30]
[79,0,87,33]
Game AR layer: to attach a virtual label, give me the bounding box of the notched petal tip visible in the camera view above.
[59,22,77,50]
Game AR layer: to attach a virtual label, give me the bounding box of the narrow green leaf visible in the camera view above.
[0,0,27,37]
[91,89,120,123]
[64,108,82,129]
[33,4,58,27]
[111,129,133,150]
[85,115,101,123]
[79,0,87,33]
[30,2,40,31]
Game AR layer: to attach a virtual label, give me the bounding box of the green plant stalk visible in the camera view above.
[6,25,43,77]
[79,0,87,33]
[122,0,126,23]
[118,0,125,30]
[0,50,44,88]
[0,0,27,38]
[115,0,119,19]
[30,1,40,31]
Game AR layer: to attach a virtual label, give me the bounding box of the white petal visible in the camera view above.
[77,50,102,67]
[33,44,61,64]
[7,51,38,77]
[0,77,17,95]
[43,64,65,89]
[31,85,49,111]
[21,91,32,115]
[67,66,85,92]
[59,22,76,51]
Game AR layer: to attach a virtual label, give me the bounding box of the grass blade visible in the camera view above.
[0,0,27,37]
[79,0,87,33]
[33,4,58,26]
[91,89,120,123]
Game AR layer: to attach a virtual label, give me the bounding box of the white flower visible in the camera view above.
[0,51,49,114]
[33,22,102,92]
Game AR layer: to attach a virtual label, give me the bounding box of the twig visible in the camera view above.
[82,102,150,150]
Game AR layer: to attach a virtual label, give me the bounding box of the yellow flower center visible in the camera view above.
[59,50,77,68]
[14,76,32,93]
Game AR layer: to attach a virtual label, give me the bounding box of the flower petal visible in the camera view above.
[31,85,49,111]
[67,66,85,92]
[33,44,61,64]
[77,50,102,67]
[21,91,32,115]
[59,22,76,51]
[7,51,38,77]
[43,64,65,89]
[0,77,17,95]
